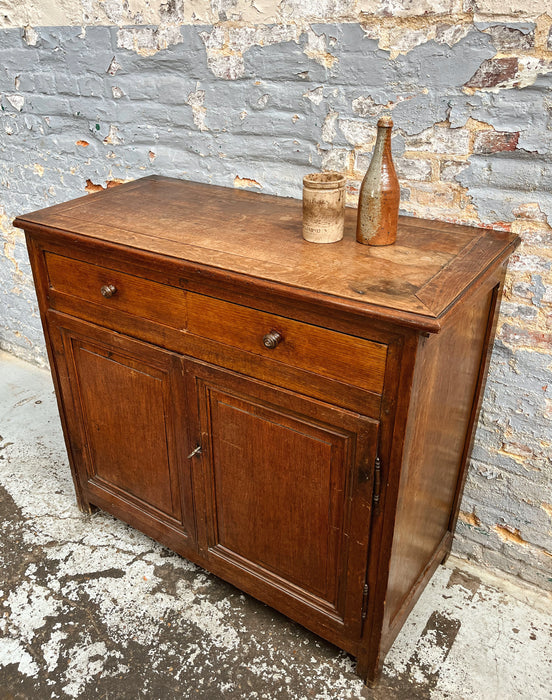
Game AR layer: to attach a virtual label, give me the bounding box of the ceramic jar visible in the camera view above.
[302,172,346,244]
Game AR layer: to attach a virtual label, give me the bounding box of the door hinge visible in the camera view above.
[361,582,369,621]
[372,455,382,509]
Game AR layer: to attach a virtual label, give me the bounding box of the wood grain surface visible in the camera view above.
[14,176,519,330]
[187,292,387,395]
[45,251,187,330]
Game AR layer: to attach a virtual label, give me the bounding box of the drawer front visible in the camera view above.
[188,293,387,395]
[44,252,186,330]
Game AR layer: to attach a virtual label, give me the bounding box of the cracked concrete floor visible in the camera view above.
[0,350,551,700]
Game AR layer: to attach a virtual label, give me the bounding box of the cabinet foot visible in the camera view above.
[356,650,383,687]
[440,537,453,566]
[76,498,97,515]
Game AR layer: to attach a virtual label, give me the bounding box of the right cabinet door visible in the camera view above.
[188,361,380,646]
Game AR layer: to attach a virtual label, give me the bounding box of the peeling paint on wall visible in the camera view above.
[0,1,551,590]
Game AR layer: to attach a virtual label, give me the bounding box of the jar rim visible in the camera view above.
[303,172,346,189]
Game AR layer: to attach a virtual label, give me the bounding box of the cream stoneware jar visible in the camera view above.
[302,172,346,243]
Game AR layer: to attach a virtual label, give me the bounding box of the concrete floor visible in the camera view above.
[0,350,550,700]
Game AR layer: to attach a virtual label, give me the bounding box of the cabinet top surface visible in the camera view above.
[15,175,519,331]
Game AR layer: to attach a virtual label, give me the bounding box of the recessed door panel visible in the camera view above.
[73,342,179,518]
[210,391,347,601]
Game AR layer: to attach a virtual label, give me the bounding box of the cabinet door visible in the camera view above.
[49,315,196,551]
[189,361,379,646]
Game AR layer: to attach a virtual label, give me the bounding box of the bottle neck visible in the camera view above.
[371,125,392,166]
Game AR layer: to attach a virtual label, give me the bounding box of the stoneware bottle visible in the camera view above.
[356,115,400,246]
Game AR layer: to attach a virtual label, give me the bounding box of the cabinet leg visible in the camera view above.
[356,648,383,687]
[440,534,454,566]
[75,494,96,515]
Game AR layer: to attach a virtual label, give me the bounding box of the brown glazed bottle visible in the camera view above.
[356,115,400,246]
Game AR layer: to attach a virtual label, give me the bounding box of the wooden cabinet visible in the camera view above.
[15,176,519,684]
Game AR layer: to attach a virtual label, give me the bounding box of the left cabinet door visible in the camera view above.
[48,313,197,554]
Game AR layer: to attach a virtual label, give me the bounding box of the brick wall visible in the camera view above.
[1,0,550,590]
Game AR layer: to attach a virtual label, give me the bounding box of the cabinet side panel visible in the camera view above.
[24,234,93,512]
[384,282,495,631]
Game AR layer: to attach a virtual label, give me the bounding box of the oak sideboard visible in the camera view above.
[15,176,519,683]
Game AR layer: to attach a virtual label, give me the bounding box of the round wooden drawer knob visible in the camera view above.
[263,330,283,349]
[100,284,117,298]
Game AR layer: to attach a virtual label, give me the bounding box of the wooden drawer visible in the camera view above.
[44,252,186,330]
[188,293,387,395]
